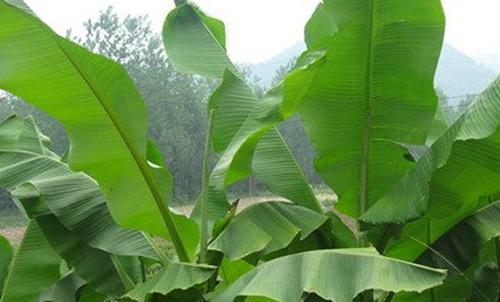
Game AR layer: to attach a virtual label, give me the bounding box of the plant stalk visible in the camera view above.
[111,255,136,292]
[358,0,376,219]
[486,196,500,296]
[138,157,190,262]
[426,217,436,302]
[199,109,215,263]
[496,238,500,296]
[377,292,394,302]
[143,232,171,265]
[356,5,374,287]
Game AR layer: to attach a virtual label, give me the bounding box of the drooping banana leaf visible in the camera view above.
[468,262,499,302]
[393,257,499,302]
[163,3,323,228]
[37,273,86,302]
[1,221,61,302]
[253,130,322,213]
[163,3,236,79]
[296,0,445,218]
[218,258,254,287]
[419,200,500,272]
[0,236,12,292]
[385,77,500,262]
[0,115,157,296]
[304,1,338,49]
[123,263,215,302]
[195,55,326,224]
[208,70,259,153]
[426,100,451,145]
[207,70,323,218]
[35,215,140,297]
[360,114,465,224]
[77,287,106,302]
[392,200,500,302]
[327,212,359,248]
[0,115,156,259]
[211,248,446,302]
[0,0,192,260]
[209,202,327,260]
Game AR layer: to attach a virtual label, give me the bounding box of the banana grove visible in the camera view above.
[0,0,499,301]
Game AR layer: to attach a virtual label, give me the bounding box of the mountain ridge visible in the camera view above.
[245,42,497,102]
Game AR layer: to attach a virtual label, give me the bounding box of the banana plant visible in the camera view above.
[0,0,498,301]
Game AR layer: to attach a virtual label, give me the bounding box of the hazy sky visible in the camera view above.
[25,0,500,67]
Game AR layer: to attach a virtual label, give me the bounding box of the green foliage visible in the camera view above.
[209,202,327,260]
[0,236,12,292]
[0,0,499,301]
[211,248,446,302]
[1,221,61,302]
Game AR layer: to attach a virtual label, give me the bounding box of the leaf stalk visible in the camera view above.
[199,109,215,263]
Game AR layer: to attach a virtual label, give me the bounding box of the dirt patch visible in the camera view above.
[0,227,25,246]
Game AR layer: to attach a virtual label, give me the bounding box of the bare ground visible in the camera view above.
[0,227,25,246]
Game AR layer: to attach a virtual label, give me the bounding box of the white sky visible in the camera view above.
[24,0,500,67]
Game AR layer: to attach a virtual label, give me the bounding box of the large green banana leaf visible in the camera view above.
[209,202,327,260]
[211,248,446,302]
[0,116,155,259]
[385,77,500,262]
[1,221,61,302]
[163,3,322,227]
[296,0,445,218]
[0,0,193,260]
[124,263,215,301]
[0,236,12,293]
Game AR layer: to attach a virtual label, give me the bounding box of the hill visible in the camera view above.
[247,42,497,102]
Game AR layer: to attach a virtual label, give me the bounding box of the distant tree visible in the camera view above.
[70,7,219,202]
[435,87,474,123]
[271,57,296,86]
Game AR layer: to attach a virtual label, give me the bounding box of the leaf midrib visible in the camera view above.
[359,0,376,216]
